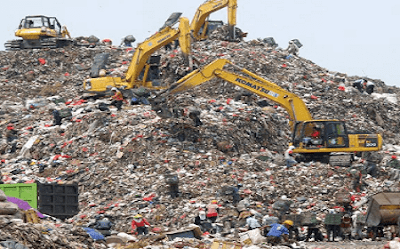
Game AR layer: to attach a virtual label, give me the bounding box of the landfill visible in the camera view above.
[0,25,399,249]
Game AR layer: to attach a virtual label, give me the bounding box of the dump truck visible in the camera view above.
[5,15,72,50]
[365,192,400,240]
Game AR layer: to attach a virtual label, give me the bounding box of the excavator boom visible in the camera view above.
[169,58,312,128]
[84,15,191,92]
[125,16,190,82]
[162,58,382,160]
[191,0,237,41]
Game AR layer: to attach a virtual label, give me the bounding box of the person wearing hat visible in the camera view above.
[266,220,293,245]
[110,87,124,111]
[206,200,219,223]
[131,214,151,235]
[340,213,352,240]
[94,217,113,236]
[387,155,400,169]
[194,210,213,233]
[284,146,297,168]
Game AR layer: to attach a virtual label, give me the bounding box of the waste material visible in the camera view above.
[0,25,397,249]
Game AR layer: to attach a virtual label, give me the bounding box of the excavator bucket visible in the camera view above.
[159,12,182,30]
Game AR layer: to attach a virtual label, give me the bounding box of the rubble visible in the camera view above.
[0,26,398,248]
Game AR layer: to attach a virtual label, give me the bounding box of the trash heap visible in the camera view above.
[0,31,399,248]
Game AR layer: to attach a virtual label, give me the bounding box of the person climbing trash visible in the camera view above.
[341,213,353,240]
[245,215,261,230]
[284,146,297,168]
[131,214,151,235]
[286,39,301,56]
[353,79,366,93]
[94,217,113,236]
[206,200,219,223]
[365,81,375,94]
[194,210,213,233]
[110,87,124,111]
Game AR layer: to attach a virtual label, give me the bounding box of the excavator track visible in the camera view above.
[328,153,353,167]
[4,38,72,50]
[4,40,23,51]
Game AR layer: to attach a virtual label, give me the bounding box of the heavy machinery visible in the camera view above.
[83,13,191,92]
[155,58,382,163]
[5,15,72,50]
[190,0,238,41]
[365,192,400,240]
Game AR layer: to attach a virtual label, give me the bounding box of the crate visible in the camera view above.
[58,109,72,119]
[37,183,79,219]
[335,192,351,204]
[0,183,37,209]
[301,213,318,226]
[324,213,342,225]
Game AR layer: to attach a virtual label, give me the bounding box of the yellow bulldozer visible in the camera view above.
[5,15,72,50]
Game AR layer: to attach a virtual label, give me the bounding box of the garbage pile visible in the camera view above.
[0,31,399,248]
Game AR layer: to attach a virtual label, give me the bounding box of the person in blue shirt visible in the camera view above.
[266,220,293,245]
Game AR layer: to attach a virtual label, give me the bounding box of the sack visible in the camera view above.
[0,189,6,201]
[0,201,19,215]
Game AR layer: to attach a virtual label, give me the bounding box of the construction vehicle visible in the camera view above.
[83,13,191,92]
[5,15,72,50]
[364,192,400,240]
[190,0,238,41]
[155,58,382,163]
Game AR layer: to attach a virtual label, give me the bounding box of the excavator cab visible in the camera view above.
[292,121,349,149]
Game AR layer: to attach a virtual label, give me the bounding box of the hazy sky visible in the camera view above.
[2,0,400,87]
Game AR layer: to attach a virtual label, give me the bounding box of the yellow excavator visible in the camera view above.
[190,0,238,41]
[155,58,383,163]
[83,13,191,92]
[5,15,72,50]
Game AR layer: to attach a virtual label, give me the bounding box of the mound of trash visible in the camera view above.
[0,31,398,248]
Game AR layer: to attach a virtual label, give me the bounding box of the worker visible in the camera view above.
[93,217,113,236]
[352,79,365,93]
[341,213,352,240]
[305,217,324,242]
[351,211,364,240]
[206,200,219,223]
[194,210,213,233]
[286,40,299,56]
[245,215,261,230]
[284,146,297,168]
[387,155,400,169]
[262,214,279,235]
[131,214,151,235]
[365,81,375,94]
[266,220,293,246]
[311,127,321,139]
[121,35,136,47]
[110,87,124,111]
[164,173,180,198]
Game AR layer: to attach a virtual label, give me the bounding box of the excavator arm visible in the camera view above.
[190,0,237,41]
[84,14,191,92]
[162,58,382,160]
[167,58,312,129]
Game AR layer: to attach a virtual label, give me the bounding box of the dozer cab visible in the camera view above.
[5,15,72,50]
[154,58,382,164]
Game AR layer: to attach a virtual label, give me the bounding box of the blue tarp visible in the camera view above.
[82,227,105,240]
